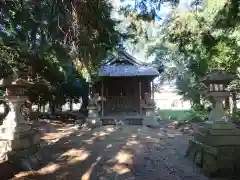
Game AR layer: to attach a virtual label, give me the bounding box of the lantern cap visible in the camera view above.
[202,70,233,85]
[0,76,34,88]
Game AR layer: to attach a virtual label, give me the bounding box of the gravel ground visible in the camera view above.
[13,120,231,180]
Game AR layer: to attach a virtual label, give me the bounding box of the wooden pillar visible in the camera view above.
[89,82,92,98]
[152,80,155,100]
[101,80,104,116]
[139,80,142,115]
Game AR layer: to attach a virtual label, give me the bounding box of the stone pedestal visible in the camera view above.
[0,96,40,168]
[208,92,230,122]
[86,106,102,127]
[186,121,240,175]
[142,106,159,127]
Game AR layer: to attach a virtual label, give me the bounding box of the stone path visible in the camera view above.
[13,121,232,180]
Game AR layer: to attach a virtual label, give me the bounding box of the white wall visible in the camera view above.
[154,85,191,110]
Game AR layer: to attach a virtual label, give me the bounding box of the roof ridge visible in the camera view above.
[119,50,143,65]
[105,49,143,66]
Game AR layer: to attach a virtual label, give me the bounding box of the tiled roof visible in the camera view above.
[97,49,160,77]
[98,65,159,77]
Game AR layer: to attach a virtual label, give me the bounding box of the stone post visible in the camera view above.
[0,78,40,170]
[86,106,102,127]
[86,93,102,127]
[141,92,159,127]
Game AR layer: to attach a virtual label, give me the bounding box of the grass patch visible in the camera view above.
[156,109,206,122]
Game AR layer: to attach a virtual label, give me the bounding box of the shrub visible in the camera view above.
[157,109,207,122]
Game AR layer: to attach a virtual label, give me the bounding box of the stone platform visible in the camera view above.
[186,121,240,176]
[0,124,41,170]
[100,116,143,125]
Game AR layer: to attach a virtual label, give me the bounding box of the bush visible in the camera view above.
[230,110,240,122]
[156,109,207,122]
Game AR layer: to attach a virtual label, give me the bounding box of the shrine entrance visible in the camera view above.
[103,77,139,114]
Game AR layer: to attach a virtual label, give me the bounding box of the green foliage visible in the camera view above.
[0,88,3,96]
[231,110,240,122]
[0,0,122,106]
[145,0,240,108]
[157,109,206,122]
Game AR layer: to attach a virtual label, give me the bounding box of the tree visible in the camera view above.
[166,0,240,106]
[0,0,123,111]
[123,0,240,108]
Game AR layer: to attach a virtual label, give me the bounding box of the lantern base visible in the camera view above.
[0,95,41,171]
[142,106,159,127]
[186,121,240,176]
[86,105,101,127]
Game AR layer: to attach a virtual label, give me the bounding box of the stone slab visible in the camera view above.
[0,123,31,134]
[185,139,203,162]
[101,118,117,125]
[142,117,159,127]
[202,151,218,173]
[186,136,240,175]
[198,126,240,136]
[124,118,143,125]
[86,117,102,127]
[8,144,39,159]
[204,121,236,130]
[202,144,218,156]
[0,129,38,140]
[194,132,240,146]
[0,133,40,151]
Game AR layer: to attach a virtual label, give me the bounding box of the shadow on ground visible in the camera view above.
[12,121,169,180]
[2,120,232,180]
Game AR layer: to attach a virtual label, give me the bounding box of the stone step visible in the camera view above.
[100,118,117,125]
[100,117,143,126]
[124,118,143,125]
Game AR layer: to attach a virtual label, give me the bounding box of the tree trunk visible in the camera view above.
[69,99,73,111]
[50,101,56,114]
[232,92,237,114]
[225,97,230,110]
[192,94,201,108]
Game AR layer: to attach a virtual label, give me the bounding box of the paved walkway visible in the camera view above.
[13,121,231,180]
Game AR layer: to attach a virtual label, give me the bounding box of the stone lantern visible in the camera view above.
[86,93,102,127]
[203,70,233,123]
[186,70,240,176]
[0,76,40,169]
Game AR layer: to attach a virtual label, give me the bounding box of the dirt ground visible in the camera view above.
[12,120,232,180]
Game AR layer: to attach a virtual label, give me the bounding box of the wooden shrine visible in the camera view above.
[92,49,161,117]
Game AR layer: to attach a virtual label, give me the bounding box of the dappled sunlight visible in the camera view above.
[109,163,131,174]
[144,136,160,143]
[114,150,133,165]
[38,163,60,175]
[156,132,164,137]
[81,157,102,180]
[92,131,111,137]
[125,140,139,146]
[167,132,181,138]
[131,134,137,138]
[41,132,72,144]
[82,136,97,145]
[11,121,207,180]
[76,132,87,137]
[60,148,90,165]
[106,144,112,148]
[13,163,61,179]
